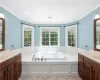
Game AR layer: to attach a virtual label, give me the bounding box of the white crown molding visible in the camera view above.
[0,4,21,20]
[79,4,100,21]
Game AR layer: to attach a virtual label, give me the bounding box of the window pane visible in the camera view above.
[41,28,59,46]
[51,42,54,45]
[42,31,49,46]
[50,32,58,46]
[24,31,32,47]
[68,27,76,47]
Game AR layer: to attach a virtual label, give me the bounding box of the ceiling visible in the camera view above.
[0,0,100,24]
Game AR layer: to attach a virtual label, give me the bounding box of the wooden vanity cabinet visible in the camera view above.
[0,53,22,80]
[0,68,6,80]
[78,53,84,78]
[0,57,15,80]
[78,53,100,80]
[83,57,93,80]
[7,62,15,80]
[92,67,100,80]
[15,53,22,80]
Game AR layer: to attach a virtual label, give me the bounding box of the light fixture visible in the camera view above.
[95,12,100,19]
[0,8,4,18]
[48,16,52,19]
[48,16,52,25]
[24,12,28,15]
[0,12,4,18]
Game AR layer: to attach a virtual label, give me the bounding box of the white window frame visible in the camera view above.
[22,24,34,48]
[40,27,60,47]
[65,24,77,47]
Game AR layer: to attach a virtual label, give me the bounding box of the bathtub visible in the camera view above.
[33,52,66,61]
[22,52,78,76]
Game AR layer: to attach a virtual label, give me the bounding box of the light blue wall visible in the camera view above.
[78,7,100,50]
[0,7,21,50]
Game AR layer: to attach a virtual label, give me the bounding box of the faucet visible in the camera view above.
[32,55,35,61]
[41,56,43,61]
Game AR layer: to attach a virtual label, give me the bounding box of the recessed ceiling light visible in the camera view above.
[24,12,29,14]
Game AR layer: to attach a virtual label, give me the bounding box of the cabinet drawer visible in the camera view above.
[84,56,100,70]
[84,56,93,64]
[0,57,15,70]
[92,61,100,70]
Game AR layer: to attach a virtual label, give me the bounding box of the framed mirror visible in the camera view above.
[0,18,5,51]
[94,18,100,51]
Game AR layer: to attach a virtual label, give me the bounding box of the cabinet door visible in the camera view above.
[0,69,6,80]
[15,56,22,80]
[16,59,21,79]
[7,62,15,80]
[78,54,84,78]
[93,67,100,80]
[84,61,92,80]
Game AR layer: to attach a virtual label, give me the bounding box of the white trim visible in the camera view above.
[22,24,34,48]
[65,27,68,47]
[75,24,77,48]
[65,24,77,48]
[40,27,60,47]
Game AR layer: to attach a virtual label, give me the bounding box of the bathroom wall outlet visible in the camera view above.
[85,45,88,47]
[11,45,14,47]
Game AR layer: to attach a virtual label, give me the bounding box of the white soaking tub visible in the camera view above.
[22,52,78,76]
[34,52,66,60]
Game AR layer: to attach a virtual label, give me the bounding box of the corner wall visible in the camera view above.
[78,7,100,50]
[0,7,21,50]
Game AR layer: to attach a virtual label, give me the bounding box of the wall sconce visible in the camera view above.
[95,12,100,19]
[0,8,4,19]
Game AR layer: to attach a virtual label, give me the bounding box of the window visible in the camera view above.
[65,24,77,47]
[40,27,60,46]
[22,24,34,47]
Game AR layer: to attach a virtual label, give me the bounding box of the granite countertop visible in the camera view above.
[80,51,100,63]
[0,51,19,63]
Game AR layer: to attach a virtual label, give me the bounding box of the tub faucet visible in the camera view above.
[32,55,35,61]
[41,56,43,61]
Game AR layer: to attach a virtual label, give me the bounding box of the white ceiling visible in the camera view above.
[0,0,100,24]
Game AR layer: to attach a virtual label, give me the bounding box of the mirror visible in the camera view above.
[0,18,5,51]
[94,18,100,51]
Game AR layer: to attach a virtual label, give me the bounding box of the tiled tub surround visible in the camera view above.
[11,47,88,76]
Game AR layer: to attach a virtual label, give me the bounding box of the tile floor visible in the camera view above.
[19,75,82,80]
